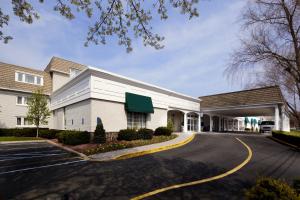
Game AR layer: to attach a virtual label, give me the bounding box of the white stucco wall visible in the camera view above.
[64,100,92,131]
[147,108,168,130]
[90,99,127,132]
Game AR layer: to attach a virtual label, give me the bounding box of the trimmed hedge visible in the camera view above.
[272,131,300,147]
[57,130,90,145]
[0,128,48,137]
[39,129,61,139]
[138,128,154,140]
[154,127,172,136]
[117,129,138,141]
[245,177,300,200]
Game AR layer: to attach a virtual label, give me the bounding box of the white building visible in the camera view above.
[0,57,290,133]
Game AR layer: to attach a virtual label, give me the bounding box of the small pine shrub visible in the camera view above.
[154,127,172,136]
[245,177,300,200]
[138,128,154,140]
[94,123,106,144]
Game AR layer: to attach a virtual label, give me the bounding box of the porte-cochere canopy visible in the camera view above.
[199,86,290,132]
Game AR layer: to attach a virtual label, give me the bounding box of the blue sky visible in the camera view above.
[0,0,247,97]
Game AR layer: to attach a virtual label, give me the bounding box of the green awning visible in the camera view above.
[125,92,154,113]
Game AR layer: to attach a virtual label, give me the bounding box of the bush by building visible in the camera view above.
[39,129,61,139]
[94,123,106,144]
[272,131,300,147]
[0,128,48,137]
[57,130,90,145]
[117,129,138,141]
[245,177,300,200]
[154,127,172,136]
[137,128,154,140]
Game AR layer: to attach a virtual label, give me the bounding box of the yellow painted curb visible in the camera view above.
[131,137,253,200]
[268,136,300,150]
[114,133,196,160]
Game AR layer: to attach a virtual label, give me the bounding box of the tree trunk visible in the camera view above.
[36,125,39,138]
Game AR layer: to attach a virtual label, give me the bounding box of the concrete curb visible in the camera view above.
[268,136,300,150]
[90,134,195,162]
[0,139,47,144]
[113,133,196,160]
[46,140,90,160]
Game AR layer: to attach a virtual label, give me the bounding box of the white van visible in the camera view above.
[259,121,275,133]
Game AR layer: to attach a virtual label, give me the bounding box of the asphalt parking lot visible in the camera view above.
[0,134,299,200]
[0,141,85,176]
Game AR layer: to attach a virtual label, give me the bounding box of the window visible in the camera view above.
[17,117,21,125]
[17,73,23,81]
[70,68,81,78]
[127,112,146,129]
[16,96,28,105]
[25,74,34,84]
[72,119,74,125]
[15,72,43,85]
[82,118,84,125]
[24,118,33,125]
[17,96,23,104]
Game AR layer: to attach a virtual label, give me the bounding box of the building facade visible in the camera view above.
[0,57,201,132]
[0,57,290,133]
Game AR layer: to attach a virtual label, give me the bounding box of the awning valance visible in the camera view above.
[125,92,154,113]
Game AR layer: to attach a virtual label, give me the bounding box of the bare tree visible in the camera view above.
[226,0,300,127]
[0,0,199,52]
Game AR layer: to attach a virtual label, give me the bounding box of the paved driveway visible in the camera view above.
[0,134,299,200]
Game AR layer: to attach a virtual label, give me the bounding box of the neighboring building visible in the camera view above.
[199,86,290,132]
[0,57,201,132]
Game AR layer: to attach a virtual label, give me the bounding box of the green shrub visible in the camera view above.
[94,123,106,144]
[294,179,300,194]
[167,119,174,132]
[272,131,300,147]
[245,177,300,200]
[57,130,90,145]
[138,128,154,140]
[154,127,172,136]
[0,128,47,137]
[39,129,61,139]
[117,129,138,141]
[245,128,251,131]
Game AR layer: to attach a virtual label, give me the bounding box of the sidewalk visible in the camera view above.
[90,132,195,161]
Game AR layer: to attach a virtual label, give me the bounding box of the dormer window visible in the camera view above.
[70,68,81,78]
[15,71,43,86]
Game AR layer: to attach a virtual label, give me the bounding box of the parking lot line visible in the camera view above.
[0,150,63,157]
[0,159,87,175]
[0,145,55,151]
[0,153,69,162]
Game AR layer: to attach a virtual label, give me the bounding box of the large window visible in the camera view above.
[127,112,147,129]
[16,96,28,106]
[187,113,198,131]
[15,72,43,86]
[16,117,33,126]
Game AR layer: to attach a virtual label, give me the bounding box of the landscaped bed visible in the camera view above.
[272,130,300,147]
[0,137,42,142]
[68,135,177,155]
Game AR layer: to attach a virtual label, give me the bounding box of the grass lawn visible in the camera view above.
[0,137,42,142]
[80,135,177,155]
[272,131,300,147]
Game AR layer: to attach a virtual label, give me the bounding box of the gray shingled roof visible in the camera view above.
[199,86,285,110]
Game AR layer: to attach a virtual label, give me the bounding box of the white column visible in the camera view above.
[183,112,188,132]
[209,115,213,132]
[198,113,201,132]
[275,105,280,130]
[237,120,240,131]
